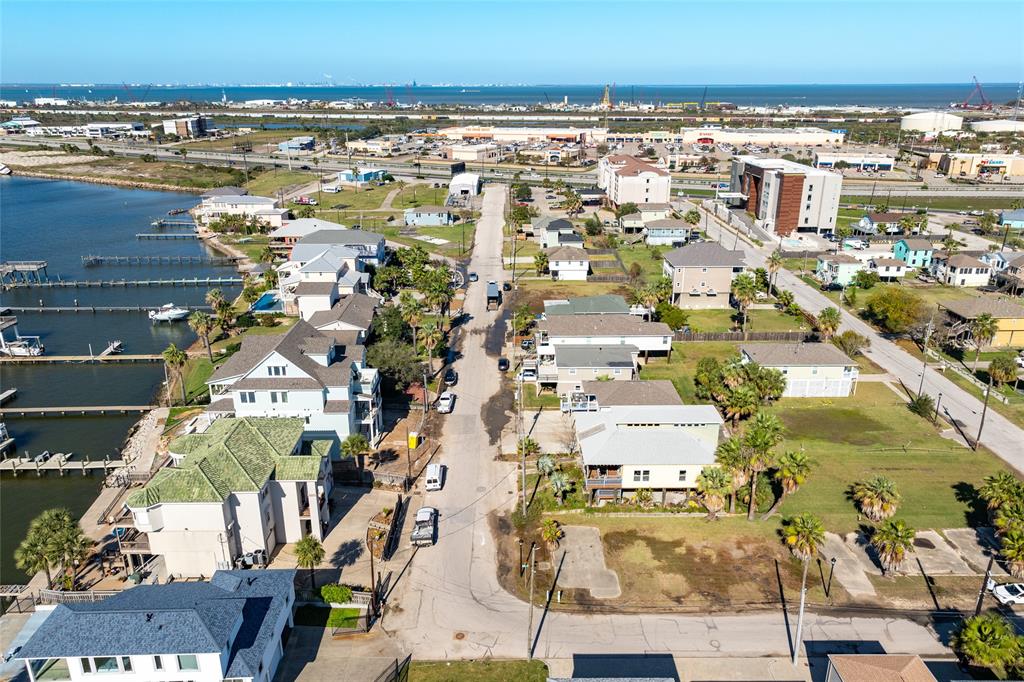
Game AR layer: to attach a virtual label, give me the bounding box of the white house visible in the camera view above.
[741,343,858,397]
[305,292,376,344]
[644,218,692,247]
[404,205,453,227]
[126,417,333,577]
[546,246,590,281]
[17,569,297,682]
[269,217,347,251]
[870,257,908,280]
[536,314,673,360]
[205,320,382,446]
[276,245,368,317]
[537,344,638,395]
[929,253,992,287]
[576,404,724,504]
[597,155,672,207]
[292,228,388,267]
[195,195,288,228]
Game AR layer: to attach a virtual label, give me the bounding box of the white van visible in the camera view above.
[425,463,445,491]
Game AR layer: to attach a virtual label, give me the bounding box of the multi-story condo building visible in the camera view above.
[729,156,842,236]
[597,155,672,207]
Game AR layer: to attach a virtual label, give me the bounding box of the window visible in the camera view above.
[633,469,650,482]
[240,391,256,404]
[268,365,286,376]
[568,368,576,375]
[812,368,819,375]
[154,656,163,671]
[177,655,199,672]
[678,470,687,482]
[270,391,288,404]
[120,658,132,672]
[93,657,118,673]
[80,658,94,673]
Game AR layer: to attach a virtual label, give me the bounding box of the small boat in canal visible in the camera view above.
[0,336,44,356]
[0,164,11,176]
[148,303,190,322]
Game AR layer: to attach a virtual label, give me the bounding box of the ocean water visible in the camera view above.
[2,83,1020,108]
[0,175,241,582]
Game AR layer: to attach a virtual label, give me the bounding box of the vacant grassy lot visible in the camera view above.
[382,222,477,258]
[244,170,317,197]
[410,660,548,682]
[315,182,400,211]
[841,195,1015,212]
[681,308,808,333]
[772,383,1010,532]
[513,280,631,313]
[31,156,246,190]
[184,129,301,152]
[616,243,666,282]
[392,183,448,209]
[638,341,738,403]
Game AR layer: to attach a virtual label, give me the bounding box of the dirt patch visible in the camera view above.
[779,407,889,446]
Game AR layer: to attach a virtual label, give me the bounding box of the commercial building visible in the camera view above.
[741,343,859,397]
[938,298,1024,348]
[161,115,215,138]
[337,167,387,183]
[928,252,992,287]
[576,404,724,504]
[662,242,746,308]
[729,156,842,236]
[938,153,1024,178]
[404,205,453,226]
[33,97,70,106]
[900,111,964,133]
[345,135,407,156]
[277,135,315,152]
[597,155,672,207]
[545,246,590,281]
[969,119,1024,133]
[16,569,297,682]
[23,122,146,139]
[812,152,895,171]
[445,142,503,162]
[449,172,481,197]
[126,417,333,577]
[195,195,288,228]
[437,125,608,144]
[677,126,844,147]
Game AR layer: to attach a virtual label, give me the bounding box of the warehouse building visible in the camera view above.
[278,135,315,152]
[446,142,504,162]
[162,115,215,138]
[900,111,964,133]
[938,153,1024,178]
[969,119,1024,133]
[729,156,842,237]
[437,125,608,144]
[677,126,844,147]
[813,152,895,171]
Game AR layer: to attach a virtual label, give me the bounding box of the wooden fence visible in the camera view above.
[674,330,816,342]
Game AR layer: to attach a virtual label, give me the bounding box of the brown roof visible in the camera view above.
[293,281,337,296]
[900,238,934,251]
[580,380,682,406]
[872,257,904,267]
[741,342,855,367]
[206,398,235,413]
[539,313,671,337]
[827,654,936,682]
[819,253,862,264]
[867,212,910,223]
[546,246,590,261]
[946,254,989,269]
[938,297,1024,320]
[604,155,669,178]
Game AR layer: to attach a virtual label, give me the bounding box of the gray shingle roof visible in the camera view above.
[532,216,574,232]
[579,379,683,406]
[307,293,376,331]
[544,295,630,316]
[899,238,933,251]
[938,297,1024,320]
[293,281,337,296]
[663,242,746,268]
[546,246,589,261]
[553,344,638,369]
[645,219,690,229]
[539,314,671,337]
[17,569,296,681]
[741,342,855,367]
[298,228,386,246]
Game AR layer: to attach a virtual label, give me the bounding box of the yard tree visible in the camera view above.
[205,287,225,309]
[781,512,825,561]
[851,269,880,290]
[214,298,235,331]
[341,434,371,473]
[162,343,189,404]
[766,250,783,294]
[971,313,999,369]
[263,268,279,290]
[50,519,92,589]
[187,311,215,362]
[420,322,443,372]
[548,471,571,505]
[373,265,407,297]
[762,450,815,519]
[865,287,926,334]
[989,354,1019,387]
[730,273,758,338]
[980,472,1024,518]
[533,252,549,276]
[742,412,785,520]
[615,202,638,220]
[852,475,901,522]
[775,289,795,310]
[871,519,916,575]
[398,292,424,351]
[723,384,759,428]
[942,234,962,255]
[517,437,541,458]
[510,304,533,338]
[834,330,870,358]
[715,437,749,514]
[541,519,564,547]
[998,528,1024,578]
[980,211,998,234]
[952,614,1024,679]
[654,302,688,331]
[366,338,423,388]
[683,209,701,226]
[294,535,326,589]
[536,454,557,478]
[994,497,1024,537]
[815,306,842,342]
[696,467,732,520]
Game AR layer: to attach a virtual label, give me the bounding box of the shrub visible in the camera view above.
[234,314,255,329]
[834,330,869,357]
[320,584,353,604]
[908,393,935,419]
[259,315,279,328]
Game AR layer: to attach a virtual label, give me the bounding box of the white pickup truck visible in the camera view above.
[410,507,438,547]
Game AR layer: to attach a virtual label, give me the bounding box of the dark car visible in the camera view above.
[468,272,479,282]
[443,368,458,386]
[498,357,510,372]
[299,165,310,170]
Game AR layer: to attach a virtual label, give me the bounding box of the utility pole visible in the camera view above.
[526,544,538,659]
[918,312,936,397]
[974,372,994,451]
[975,556,995,616]
[792,557,809,666]
[368,527,378,619]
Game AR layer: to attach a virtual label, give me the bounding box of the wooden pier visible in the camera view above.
[0,405,157,417]
[0,354,162,365]
[151,219,195,228]
[2,305,214,313]
[83,254,241,267]
[0,454,128,476]
[0,261,48,285]
[4,276,243,289]
[136,232,199,240]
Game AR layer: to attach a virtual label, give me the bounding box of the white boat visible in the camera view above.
[148,303,190,322]
[0,164,11,176]
[0,338,44,357]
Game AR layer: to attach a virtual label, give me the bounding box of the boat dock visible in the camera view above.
[0,261,49,285]
[136,232,198,240]
[0,405,157,417]
[0,388,16,405]
[2,305,214,313]
[151,219,194,228]
[0,453,128,476]
[0,354,162,365]
[83,254,241,266]
[3,276,243,289]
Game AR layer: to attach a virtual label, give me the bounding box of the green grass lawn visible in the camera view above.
[315,182,400,211]
[29,156,247,190]
[216,234,271,261]
[392,183,448,209]
[616,243,666,282]
[638,341,738,402]
[503,238,541,260]
[523,384,560,409]
[675,308,806,333]
[383,222,477,258]
[772,382,1011,532]
[292,605,362,629]
[410,660,548,682]
[841,195,1014,212]
[243,170,317,197]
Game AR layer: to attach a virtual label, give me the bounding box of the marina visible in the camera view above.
[135,232,199,240]
[0,453,130,476]
[0,405,157,417]
[3,276,243,288]
[3,304,214,313]
[82,254,242,266]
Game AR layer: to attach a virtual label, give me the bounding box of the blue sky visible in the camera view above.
[2,0,1022,84]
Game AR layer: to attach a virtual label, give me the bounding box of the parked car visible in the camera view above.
[498,357,510,372]
[436,391,456,414]
[989,580,1024,605]
[425,463,446,492]
[443,368,458,385]
[410,507,438,546]
[520,338,534,351]
[468,272,479,282]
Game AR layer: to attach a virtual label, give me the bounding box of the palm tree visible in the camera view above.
[263,267,279,290]
[541,519,564,548]
[340,433,371,476]
[782,512,825,561]
[971,313,999,369]
[533,252,549,276]
[980,472,1023,516]
[420,322,443,373]
[715,437,748,514]
[766,250,784,294]
[723,384,759,428]
[999,528,1024,578]
[871,519,916,575]
[776,289,794,310]
[205,287,225,309]
[696,467,732,520]
[762,450,815,519]
[851,476,901,522]
[816,307,841,342]
[14,526,54,587]
[952,614,1024,679]
[743,412,785,520]
[51,522,92,589]
[162,343,189,404]
[398,292,424,351]
[517,437,541,458]
[549,471,570,505]
[536,454,557,478]
[214,298,235,331]
[188,311,215,362]
[994,497,1024,537]
[731,273,758,338]
[259,245,276,264]
[294,535,326,589]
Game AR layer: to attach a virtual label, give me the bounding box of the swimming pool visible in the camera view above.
[250,291,282,313]
[781,238,804,250]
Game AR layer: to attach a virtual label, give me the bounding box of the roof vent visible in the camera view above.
[146,613,154,622]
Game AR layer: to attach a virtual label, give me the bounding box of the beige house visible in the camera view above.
[741,343,858,397]
[662,242,746,308]
[541,344,638,394]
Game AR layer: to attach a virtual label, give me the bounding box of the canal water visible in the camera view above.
[0,175,242,581]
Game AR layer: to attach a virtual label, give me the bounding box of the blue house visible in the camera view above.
[893,238,934,268]
[1001,209,1024,232]
[278,135,315,152]
[404,205,453,227]
[338,168,387,183]
[644,218,692,247]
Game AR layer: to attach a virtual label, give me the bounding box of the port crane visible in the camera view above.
[953,76,993,110]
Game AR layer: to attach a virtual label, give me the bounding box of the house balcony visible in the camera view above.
[585,475,623,489]
[561,393,599,412]
[116,528,151,554]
